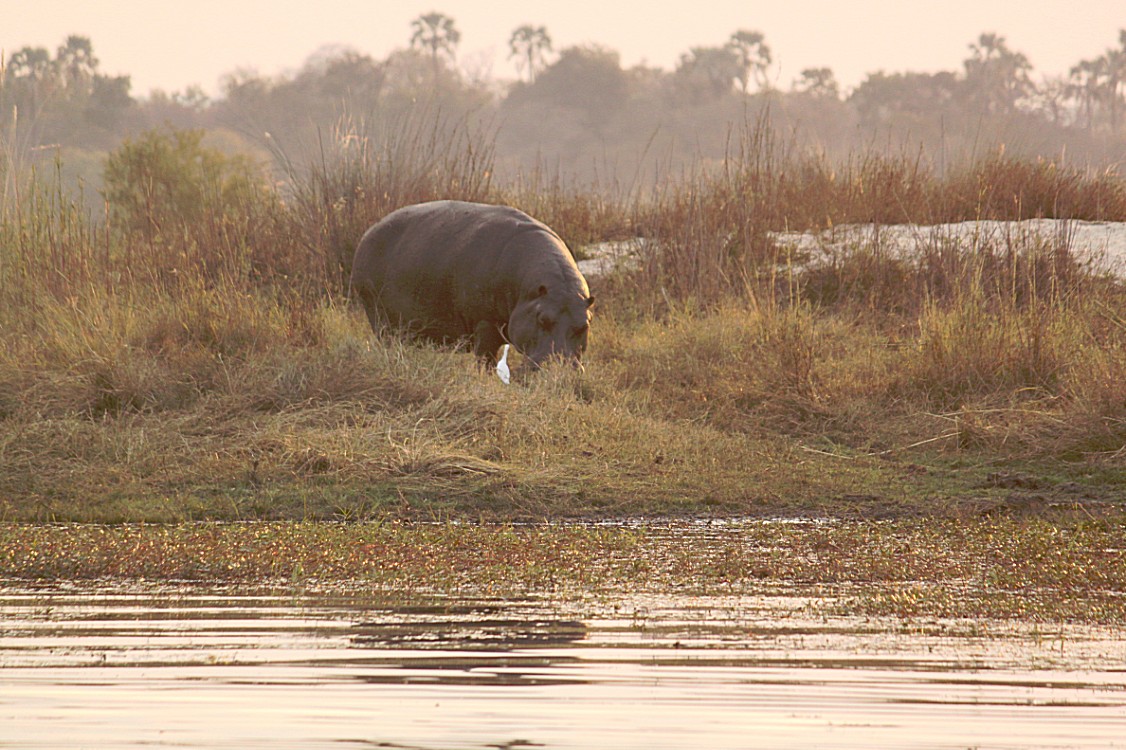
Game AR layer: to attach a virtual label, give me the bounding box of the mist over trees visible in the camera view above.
[2,35,132,150]
[3,18,1126,200]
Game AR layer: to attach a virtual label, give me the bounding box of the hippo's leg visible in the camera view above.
[472,321,506,368]
[353,285,383,334]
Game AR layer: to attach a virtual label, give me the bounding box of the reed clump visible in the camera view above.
[1,117,1124,522]
[274,108,497,295]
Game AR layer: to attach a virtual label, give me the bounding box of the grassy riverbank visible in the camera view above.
[2,122,1125,523]
[3,297,1124,523]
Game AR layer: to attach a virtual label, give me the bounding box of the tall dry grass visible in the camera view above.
[592,116,1126,457]
[625,118,1126,312]
[272,106,497,295]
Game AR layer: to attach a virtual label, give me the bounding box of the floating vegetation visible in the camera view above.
[3,517,1123,624]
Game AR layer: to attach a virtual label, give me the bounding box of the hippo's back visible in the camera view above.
[355,200,550,272]
[349,200,575,340]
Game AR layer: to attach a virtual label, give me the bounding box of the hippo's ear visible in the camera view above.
[585,295,595,308]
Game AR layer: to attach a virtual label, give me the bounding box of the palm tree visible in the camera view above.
[6,47,55,87]
[727,30,772,93]
[509,25,553,83]
[1068,57,1108,131]
[410,12,460,81]
[963,32,1032,114]
[1068,30,1126,133]
[4,46,58,115]
[1105,30,1126,132]
[55,35,98,93]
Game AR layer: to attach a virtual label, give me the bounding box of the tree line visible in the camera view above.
[3,18,1125,192]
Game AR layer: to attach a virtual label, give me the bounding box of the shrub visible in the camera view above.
[103,127,269,244]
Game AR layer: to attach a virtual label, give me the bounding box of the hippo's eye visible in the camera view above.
[538,316,555,331]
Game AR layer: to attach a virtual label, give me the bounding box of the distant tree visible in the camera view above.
[1068,29,1126,133]
[86,73,132,130]
[794,67,839,99]
[727,30,772,93]
[381,46,475,105]
[5,47,55,86]
[173,85,211,110]
[675,46,742,100]
[850,70,960,128]
[962,32,1033,114]
[509,24,553,83]
[410,12,461,81]
[1105,30,1126,132]
[1069,56,1109,131]
[381,48,435,95]
[56,35,97,93]
[305,49,386,102]
[137,87,209,131]
[220,68,271,109]
[1031,75,1070,127]
[4,46,58,115]
[1,37,132,148]
[507,45,629,129]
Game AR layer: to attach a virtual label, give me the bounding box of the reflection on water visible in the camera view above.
[2,582,1125,749]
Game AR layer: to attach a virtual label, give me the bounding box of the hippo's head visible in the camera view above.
[507,285,594,372]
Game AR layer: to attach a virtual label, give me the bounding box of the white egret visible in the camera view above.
[496,344,511,385]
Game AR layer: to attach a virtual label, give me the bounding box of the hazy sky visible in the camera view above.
[5,0,1124,98]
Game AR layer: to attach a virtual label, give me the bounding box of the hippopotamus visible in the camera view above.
[350,200,593,372]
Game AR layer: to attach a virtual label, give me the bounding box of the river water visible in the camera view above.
[2,582,1125,749]
[579,220,1126,279]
